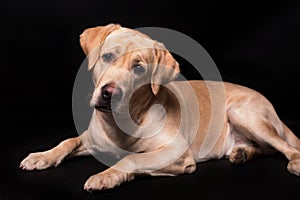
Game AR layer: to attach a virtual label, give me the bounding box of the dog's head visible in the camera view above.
[80,24,180,113]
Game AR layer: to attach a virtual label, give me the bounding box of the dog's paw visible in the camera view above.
[84,169,132,192]
[84,171,121,192]
[229,148,247,165]
[287,159,300,176]
[20,152,57,170]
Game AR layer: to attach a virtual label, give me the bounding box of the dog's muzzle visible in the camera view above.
[95,83,123,113]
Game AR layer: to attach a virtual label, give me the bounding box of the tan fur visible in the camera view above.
[20,24,300,191]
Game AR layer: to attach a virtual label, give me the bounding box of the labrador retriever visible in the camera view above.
[20,23,300,192]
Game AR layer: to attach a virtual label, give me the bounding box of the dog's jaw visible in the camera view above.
[95,105,112,113]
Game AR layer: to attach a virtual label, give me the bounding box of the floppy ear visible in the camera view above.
[80,23,120,70]
[151,42,180,95]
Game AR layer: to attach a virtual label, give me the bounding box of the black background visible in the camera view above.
[1,1,300,199]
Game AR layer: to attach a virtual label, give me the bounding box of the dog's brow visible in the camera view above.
[102,45,121,54]
[134,55,142,62]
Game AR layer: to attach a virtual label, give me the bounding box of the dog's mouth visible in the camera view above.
[95,103,112,113]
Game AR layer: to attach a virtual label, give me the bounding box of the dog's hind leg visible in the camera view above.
[227,97,300,175]
[282,122,300,151]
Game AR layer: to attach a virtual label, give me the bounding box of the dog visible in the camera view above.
[20,23,300,192]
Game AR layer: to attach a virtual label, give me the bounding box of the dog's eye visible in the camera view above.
[102,53,115,63]
[133,65,145,75]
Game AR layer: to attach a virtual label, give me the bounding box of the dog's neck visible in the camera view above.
[128,84,158,124]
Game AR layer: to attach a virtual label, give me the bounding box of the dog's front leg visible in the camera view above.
[20,131,90,170]
[84,140,196,192]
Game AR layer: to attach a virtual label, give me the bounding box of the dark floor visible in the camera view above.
[1,116,300,200]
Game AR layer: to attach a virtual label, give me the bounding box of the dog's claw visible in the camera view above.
[84,185,93,193]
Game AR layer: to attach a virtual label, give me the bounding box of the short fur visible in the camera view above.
[20,24,300,192]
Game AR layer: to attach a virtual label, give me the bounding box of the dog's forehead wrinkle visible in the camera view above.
[104,30,155,56]
[102,44,121,53]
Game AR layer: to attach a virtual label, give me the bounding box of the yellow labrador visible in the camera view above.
[20,24,300,192]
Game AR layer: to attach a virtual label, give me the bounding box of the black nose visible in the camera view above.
[101,84,113,101]
[101,84,123,102]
